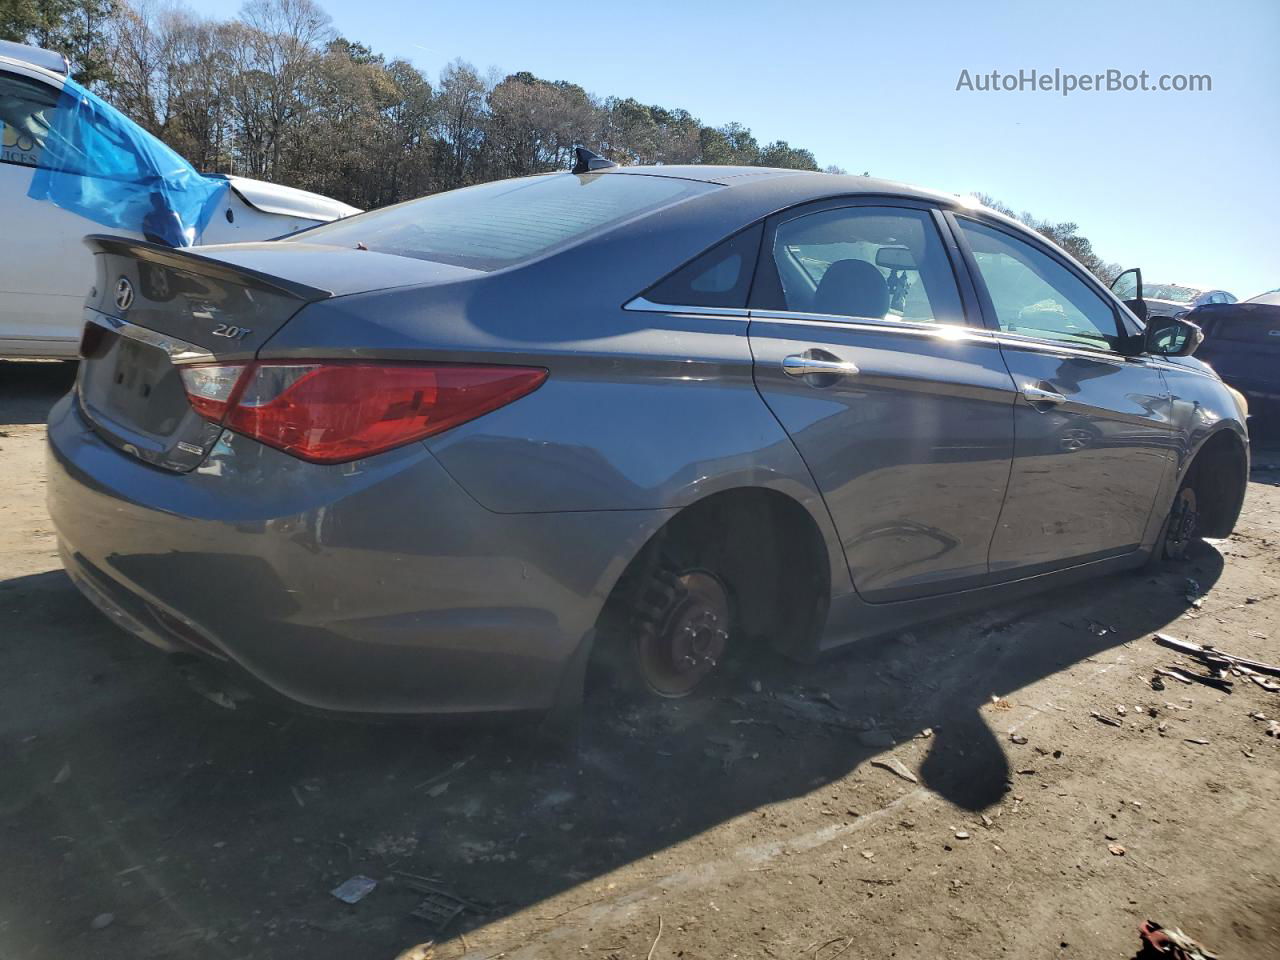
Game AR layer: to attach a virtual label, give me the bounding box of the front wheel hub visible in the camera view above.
[1165,487,1199,560]
[635,570,730,698]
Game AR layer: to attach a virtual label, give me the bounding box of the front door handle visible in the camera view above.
[782,353,860,379]
[1021,384,1068,405]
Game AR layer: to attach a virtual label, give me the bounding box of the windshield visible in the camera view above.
[1145,283,1203,303]
[288,172,716,271]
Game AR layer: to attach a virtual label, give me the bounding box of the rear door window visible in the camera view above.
[764,205,967,325]
[290,173,717,271]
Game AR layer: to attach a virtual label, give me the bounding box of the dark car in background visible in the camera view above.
[1187,290,1280,424]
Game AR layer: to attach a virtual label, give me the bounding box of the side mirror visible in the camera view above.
[1144,315,1204,357]
[1111,267,1147,322]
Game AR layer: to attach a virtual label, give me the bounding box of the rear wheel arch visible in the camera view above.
[592,486,833,693]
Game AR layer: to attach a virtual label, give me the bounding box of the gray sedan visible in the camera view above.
[47,156,1249,716]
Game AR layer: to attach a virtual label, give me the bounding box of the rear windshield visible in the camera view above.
[287,173,716,270]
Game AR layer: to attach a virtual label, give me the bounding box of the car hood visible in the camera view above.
[216,175,362,222]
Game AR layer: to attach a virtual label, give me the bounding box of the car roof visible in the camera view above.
[596,164,1007,240]
[605,163,964,205]
[0,40,68,78]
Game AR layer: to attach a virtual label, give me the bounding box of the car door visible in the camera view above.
[748,200,1018,602]
[949,215,1174,573]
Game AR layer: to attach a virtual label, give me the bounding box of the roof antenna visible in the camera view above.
[572,147,618,174]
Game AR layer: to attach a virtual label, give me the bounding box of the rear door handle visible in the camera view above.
[782,354,860,378]
[1021,384,1067,405]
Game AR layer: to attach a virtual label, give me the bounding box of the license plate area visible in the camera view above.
[77,315,222,471]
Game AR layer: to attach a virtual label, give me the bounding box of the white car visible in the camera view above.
[1141,283,1237,320]
[0,40,359,359]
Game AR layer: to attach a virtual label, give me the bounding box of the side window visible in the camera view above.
[958,218,1120,351]
[767,206,966,325]
[0,72,58,168]
[645,224,762,309]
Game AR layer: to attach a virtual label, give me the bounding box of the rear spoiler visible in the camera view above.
[83,234,334,303]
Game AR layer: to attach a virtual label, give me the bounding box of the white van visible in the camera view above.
[0,40,359,359]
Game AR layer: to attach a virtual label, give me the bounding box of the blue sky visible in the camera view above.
[199,0,1279,296]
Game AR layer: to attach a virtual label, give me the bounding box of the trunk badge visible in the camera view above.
[114,277,135,312]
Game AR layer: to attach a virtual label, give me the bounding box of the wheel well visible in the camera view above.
[599,488,831,661]
[1184,430,1248,538]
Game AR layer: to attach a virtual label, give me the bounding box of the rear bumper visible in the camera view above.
[47,395,669,714]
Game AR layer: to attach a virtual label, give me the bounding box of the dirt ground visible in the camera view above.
[1,358,1278,960]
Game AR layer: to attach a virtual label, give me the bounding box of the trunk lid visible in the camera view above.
[77,235,478,471]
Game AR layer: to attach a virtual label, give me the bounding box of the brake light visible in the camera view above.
[179,361,547,463]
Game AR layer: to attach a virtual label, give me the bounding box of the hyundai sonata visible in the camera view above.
[47,151,1249,715]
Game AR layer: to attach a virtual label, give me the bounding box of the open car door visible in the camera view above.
[1111,268,1148,322]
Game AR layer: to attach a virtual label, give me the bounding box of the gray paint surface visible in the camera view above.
[46,168,1249,714]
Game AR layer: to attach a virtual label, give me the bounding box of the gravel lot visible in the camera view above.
[2,358,1278,960]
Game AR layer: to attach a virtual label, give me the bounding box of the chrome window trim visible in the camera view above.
[746,308,997,345]
[85,309,213,365]
[989,330,1138,364]
[622,296,750,318]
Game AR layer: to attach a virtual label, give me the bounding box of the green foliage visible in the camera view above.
[5,0,844,205]
[2,0,117,84]
[975,193,1122,284]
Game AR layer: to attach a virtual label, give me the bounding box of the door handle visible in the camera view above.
[782,354,860,378]
[1021,384,1067,405]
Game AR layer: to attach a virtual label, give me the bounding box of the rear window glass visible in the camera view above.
[289,173,716,271]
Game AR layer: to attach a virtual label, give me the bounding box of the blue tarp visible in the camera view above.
[27,77,227,247]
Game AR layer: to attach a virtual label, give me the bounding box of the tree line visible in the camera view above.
[3,0,831,209]
[2,0,1119,281]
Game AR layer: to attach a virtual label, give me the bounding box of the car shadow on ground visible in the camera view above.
[0,531,1224,958]
[0,360,77,427]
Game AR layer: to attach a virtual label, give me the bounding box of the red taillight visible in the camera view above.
[179,361,546,463]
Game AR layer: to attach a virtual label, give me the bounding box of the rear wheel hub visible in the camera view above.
[635,570,730,698]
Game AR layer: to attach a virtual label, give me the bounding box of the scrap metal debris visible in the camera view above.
[330,875,377,905]
[1137,920,1218,959]
[1154,665,1231,692]
[410,891,467,933]
[397,873,486,932]
[870,758,919,784]
[1153,633,1280,677]
[1090,710,1123,727]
